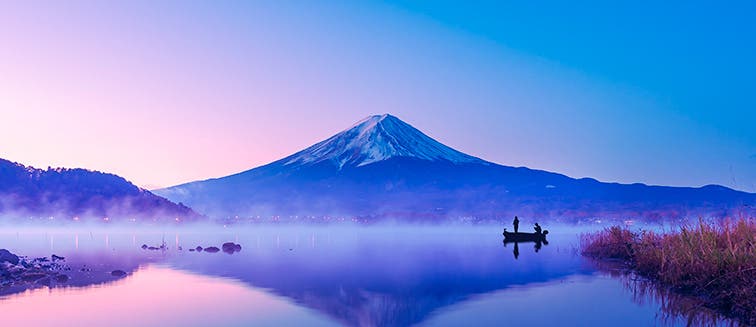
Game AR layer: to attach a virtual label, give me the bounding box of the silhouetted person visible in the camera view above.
[534,240,542,253]
[513,216,520,233]
[534,223,542,234]
[513,242,520,259]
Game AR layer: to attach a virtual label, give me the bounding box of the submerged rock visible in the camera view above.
[0,249,20,265]
[35,276,52,285]
[204,247,220,253]
[142,244,167,251]
[1,251,74,291]
[54,274,70,283]
[21,272,47,282]
[222,242,242,254]
[195,246,203,252]
[111,270,127,277]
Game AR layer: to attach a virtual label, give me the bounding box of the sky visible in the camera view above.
[0,1,754,192]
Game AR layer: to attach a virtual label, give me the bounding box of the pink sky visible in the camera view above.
[1,2,753,191]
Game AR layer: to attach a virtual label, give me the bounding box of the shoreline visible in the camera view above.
[580,218,755,326]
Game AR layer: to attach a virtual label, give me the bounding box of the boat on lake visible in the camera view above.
[502,229,549,242]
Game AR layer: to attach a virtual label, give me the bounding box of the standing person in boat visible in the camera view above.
[513,216,520,233]
[534,223,542,234]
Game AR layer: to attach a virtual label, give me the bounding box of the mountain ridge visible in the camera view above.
[0,158,202,222]
[155,114,756,221]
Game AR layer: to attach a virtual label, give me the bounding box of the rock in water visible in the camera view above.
[222,242,242,254]
[0,249,20,265]
[35,276,52,285]
[204,247,220,253]
[21,273,47,282]
[111,270,127,277]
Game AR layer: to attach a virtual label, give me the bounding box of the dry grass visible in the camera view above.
[581,218,756,325]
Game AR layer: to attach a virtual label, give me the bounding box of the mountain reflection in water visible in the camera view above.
[0,225,742,326]
[164,226,584,326]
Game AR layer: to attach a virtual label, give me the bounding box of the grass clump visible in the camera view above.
[581,218,756,325]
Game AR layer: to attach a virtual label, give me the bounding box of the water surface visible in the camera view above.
[0,225,739,326]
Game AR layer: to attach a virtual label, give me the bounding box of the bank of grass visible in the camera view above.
[581,218,756,325]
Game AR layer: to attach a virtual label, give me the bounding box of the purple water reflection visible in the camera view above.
[0,225,740,326]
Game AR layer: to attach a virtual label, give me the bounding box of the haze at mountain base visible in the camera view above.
[156,115,756,221]
[0,158,201,222]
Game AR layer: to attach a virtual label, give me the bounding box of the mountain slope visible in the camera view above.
[0,158,201,222]
[156,114,756,221]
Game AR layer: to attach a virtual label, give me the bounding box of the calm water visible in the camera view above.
[0,225,739,326]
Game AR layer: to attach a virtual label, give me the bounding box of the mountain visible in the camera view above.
[282,114,487,169]
[155,114,756,221]
[0,158,201,222]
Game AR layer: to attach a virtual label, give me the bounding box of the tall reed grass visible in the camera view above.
[581,218,755,325]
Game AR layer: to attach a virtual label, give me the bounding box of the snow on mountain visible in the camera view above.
[154,114,756,221]
[281,114,488,169]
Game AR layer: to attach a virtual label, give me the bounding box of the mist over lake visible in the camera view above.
[0,223,741,326]
[2,1,755,326]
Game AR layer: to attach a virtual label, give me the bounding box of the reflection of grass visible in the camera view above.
[603,264,738,327]
[581,218,755,325]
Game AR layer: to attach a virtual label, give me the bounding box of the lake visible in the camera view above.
[0,224,739,326]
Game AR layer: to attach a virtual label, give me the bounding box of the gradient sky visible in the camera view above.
[1,1,754,191]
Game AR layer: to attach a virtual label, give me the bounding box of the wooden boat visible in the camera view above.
[502,229,548,242]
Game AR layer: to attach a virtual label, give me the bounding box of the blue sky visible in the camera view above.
[378,1,756,189]
[0,1,754,190]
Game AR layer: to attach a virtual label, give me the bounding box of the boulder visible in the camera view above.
[111,270,127,277]
[204,247,220,253]
[35,276,52,285]
[21,272,47,282]
[54,274,70,283]
[222,242,236,254]
[222,242,242,254]
[0,249,19,265]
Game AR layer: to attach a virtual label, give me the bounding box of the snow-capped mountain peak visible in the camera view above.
[282,114,488,169]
